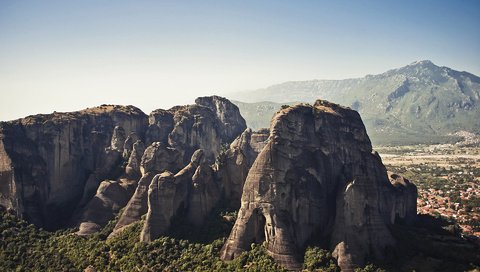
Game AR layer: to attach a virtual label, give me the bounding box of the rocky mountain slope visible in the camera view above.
[229,60,480,145]
[0,96,250,231]
[2,96,477,270]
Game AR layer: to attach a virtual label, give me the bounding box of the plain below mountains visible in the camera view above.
[228,60,480,146]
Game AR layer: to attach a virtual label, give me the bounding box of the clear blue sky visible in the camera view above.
[1,0,479,120]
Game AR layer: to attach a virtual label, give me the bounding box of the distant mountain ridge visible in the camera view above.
[228,60,480,145]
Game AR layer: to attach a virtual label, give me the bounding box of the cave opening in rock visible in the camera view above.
[252,208,267,244]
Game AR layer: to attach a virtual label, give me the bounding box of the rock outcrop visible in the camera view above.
[140,142,182,175]
[220,100,417,271]
[140,149,221,242]
[217,128,269,208]
[388,171,418,224]
[186,161,219,226]
[138,153,197,242]
[109,97,248,239]
[140,171,178,242]
[195,96,247,143]
[0,96,247,233]
[145,109,174,145]
[125,140,145,179]
[76,178,137,236]
[0,95,422,270]
[109,172,157,238]
[0,105,148,229]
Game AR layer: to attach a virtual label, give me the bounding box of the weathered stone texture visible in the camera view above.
[220,101,417,271]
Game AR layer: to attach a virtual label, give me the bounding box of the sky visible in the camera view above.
[1,0,479,121]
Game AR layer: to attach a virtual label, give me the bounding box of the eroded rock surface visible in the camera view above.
[388,171,418,224]
[0,96,247,233]
[140,142,182,175]
[140,149,221,241]
[195,96,247,143]
[0,105,147,229]
[76,178,136,236]
[220,100,417,271]
[125,140,146,179]
[217,128,269,208]
[109,172,157,238]
[140,171,178,242]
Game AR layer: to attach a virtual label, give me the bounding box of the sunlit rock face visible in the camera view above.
[0,95,418,271]
[220,100,417,271]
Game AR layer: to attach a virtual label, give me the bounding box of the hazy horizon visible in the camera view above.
[1,0,479,121]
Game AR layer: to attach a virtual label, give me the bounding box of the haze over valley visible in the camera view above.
[229,60,480,145]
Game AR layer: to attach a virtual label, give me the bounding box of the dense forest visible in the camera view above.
[0,205,349,272]
[2,204,479,271]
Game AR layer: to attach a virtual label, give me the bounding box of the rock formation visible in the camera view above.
[195,96,247,143]
[216,128,269,208]
[0,95,419,271]
[140,171,178,242]
[0,105,147,229]
[137,126,269,241]
[145,109,174,145]
[0,96,247,233]
[186,161,219,226]
[125,140,145,179]
[108,172,157,238]
[76,178,136,236]
[140,149,220,242]
[139,142,182,175]
[388,171,418,224]
[108,97,248,239]
[220,100,417,271]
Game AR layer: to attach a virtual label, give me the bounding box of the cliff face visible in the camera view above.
[216,128,269,208]
[0,96,418,270]
[0,96,247,232]
[220,100,417,271]
[83,96,247,237]
[0,105,148,229]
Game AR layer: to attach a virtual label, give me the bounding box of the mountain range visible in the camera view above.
[228,60,480,145]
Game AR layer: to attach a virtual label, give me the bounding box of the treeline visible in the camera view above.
[1,207,344,272]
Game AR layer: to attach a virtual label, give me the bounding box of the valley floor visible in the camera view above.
[377,144,480,238]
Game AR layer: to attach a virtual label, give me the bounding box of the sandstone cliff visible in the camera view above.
[0,96,418,271]
[109,97,249,238]
[220,100,417,271]
[216,128,269,208]
[0,105,147,229]
[0,96,247,233]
